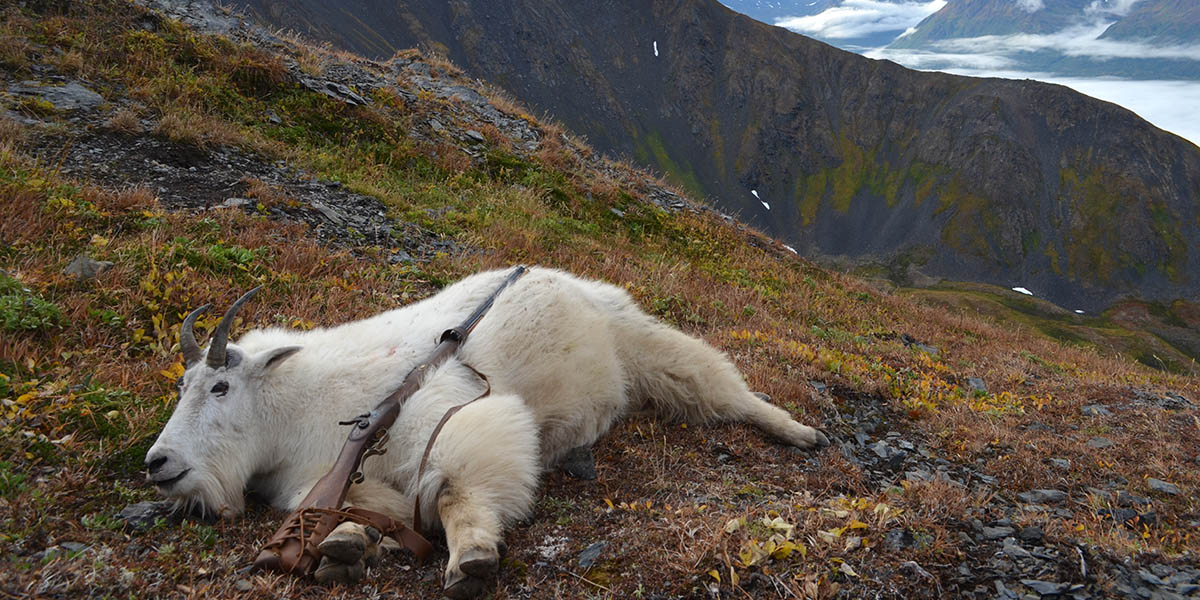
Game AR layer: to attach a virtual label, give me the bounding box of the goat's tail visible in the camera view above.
[615,308,828,448]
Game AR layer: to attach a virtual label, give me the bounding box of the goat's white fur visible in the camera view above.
[148,267,826,592]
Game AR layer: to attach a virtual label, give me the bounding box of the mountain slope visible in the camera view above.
[1099,0,1200,43]
[229,0,1200,312]
[892,0,1094,44]
[2,2,1199,599]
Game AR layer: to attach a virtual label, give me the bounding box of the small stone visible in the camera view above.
[429,118,445,132]
[1088,437,1115,449]
[64,254,114,280]
[465,129,486,144]
[609,208,625,218]
[221,197,251,208]
[10,81,105,112]
[388,250,414,264]
[577,541,608,569]
[1049,458,1071,469]
[59,541,88,554]
[809,380,828,395]
[234,580,253,592]
[853,431,870,446]
[884,528,916,550]
[983,526,1015,540]
[1138,569,1167,586]
[1097,507,1139,526]
[1117,491,1152,507]
[1147,479,1180,496]
[915,343,939,357]
[870,441,892,459]
[1018,526,1044,542]
[117,500,177,529]
[1081,404,1112,417]
[561,445,597,480]
[1022,579,1068,595]
[966,377,987,393]
[1002,538,1033,560]
[1018,489,1067,505]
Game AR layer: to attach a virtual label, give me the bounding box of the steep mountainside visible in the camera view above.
[893,0,1094,43]
[1100,0,1200,43]
[229,0,1200,312]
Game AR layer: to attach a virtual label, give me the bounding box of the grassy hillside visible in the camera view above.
[1,1,1198,598]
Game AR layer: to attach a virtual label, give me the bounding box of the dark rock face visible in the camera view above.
[228,0,1200,311]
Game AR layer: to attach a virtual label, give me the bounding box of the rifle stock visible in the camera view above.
[253,266,527,576]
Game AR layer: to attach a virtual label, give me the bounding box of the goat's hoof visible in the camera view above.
[314,556,365,584]
[459,546,500,578]
[319,522,369,564]
[442,571,485,599]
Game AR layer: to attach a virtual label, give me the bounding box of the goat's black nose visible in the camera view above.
[146,455,168,474]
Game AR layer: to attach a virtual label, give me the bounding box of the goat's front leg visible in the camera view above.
[313,478,414,584]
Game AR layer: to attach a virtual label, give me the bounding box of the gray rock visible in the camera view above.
[429,119,445,132]
[59,541,89,553]
[809,380,828,395]
[1018,526,1044,542]
[966,377,987,393]
[1018,489,1068,505]
[1049,458,1071,470]
[870,441,892,459]
[221,197,252,208]
[983,526,1015,540]
[609,208,625,218]
[561,445,597,480]
[10,81,105,112]
[1117,491,1153,507]
[884,528,916,550]
[577,541,608,569]
[1021,579,1068,595]
[1081,404,1113,417]
[64,254,114,280]
[234,580,253,592]
[1147,479,1180,496]
[117,500,177,529]
[299,78,368,106]
[915,343,939,357]
[388,250,414,264]
[1088,437,1115,449]
[1002,538,1033,560]
[465,129,487,144]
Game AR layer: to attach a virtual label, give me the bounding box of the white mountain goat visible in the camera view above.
[145,266,828,597]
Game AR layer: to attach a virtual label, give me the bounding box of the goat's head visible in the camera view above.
[145,287,300,518]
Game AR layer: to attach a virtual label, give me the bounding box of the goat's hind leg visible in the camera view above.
[626,320,830,448]
[420,394,541,599]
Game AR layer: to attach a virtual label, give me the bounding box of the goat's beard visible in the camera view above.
[166,462,248,520]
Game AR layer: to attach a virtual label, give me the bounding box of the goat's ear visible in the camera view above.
[254,346,302,373]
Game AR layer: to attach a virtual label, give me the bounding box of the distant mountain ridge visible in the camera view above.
[229,0,1200,312]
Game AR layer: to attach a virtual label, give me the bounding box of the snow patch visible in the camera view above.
[653,41,659,57]
[1012,287,1034,296]
[761,201,771,210]
[750,189,760,199]
[783,244,798,255]
[1074,309,1085,314]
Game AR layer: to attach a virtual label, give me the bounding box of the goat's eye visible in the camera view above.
[211,381,229,396]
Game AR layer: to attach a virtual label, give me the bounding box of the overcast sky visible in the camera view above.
[771,0,1200,147]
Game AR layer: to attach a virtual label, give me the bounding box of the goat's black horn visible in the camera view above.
[206,286,262,368]
[180,304,210,366]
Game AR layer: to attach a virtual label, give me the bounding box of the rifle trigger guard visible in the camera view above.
[363,429,389,460]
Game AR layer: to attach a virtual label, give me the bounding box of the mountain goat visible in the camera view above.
[145,266,828,598]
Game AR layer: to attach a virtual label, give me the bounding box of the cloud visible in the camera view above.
[860,55,1200,147]
[1016,0,1044,12]
[1087,0,1144,17]
[775,0,947,40]
[918,20,1200,61]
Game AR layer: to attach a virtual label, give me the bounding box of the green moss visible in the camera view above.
[633,130,704,198]
[936,177,996,261]
[795,169,827,226]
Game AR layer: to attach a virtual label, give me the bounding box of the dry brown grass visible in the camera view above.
[153,108,244,149]
[103,107,142,134]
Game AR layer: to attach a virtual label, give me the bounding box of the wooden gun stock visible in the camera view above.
[252,266,527,577]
